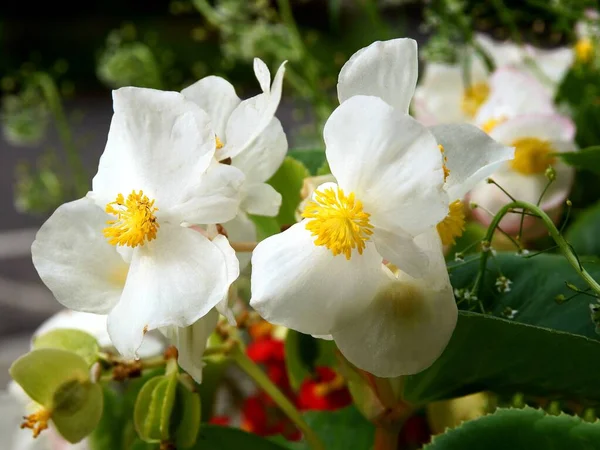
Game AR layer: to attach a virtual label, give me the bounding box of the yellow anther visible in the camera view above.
[302,186,374,260]
[437,200,466,246]
[21,408,51,438]
[103,190,159,247]
[461,82,490,118]
[439,144,450,182]
[215,135,224,150]
[575,38,594,63]
[510,137,556,175]
[481,116,507,134]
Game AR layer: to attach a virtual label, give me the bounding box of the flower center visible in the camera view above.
[215,135,224,149]
[481,116,507,134]
[439,144,450,182]
[302,186,374,260]
[21,407,52,438]
[575,38,594,63]
[461,82,490,118]
[437,200,466,246]
[510,137,556,175]
[103,190,159,247]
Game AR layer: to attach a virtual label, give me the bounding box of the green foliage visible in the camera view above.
[287,149,326,176]
[404,311,600,404]
[52,381,104,443]
[33,328,100,366]
[566,200,600,258]
[171,382,202,448]
[194,425,288,449]
[267,156,309,227]
[284,330,337,390]
[134,372,178,443]
[424,407,600,449]
[250,214,281,240]
[557,146,600,176]
[446,222,487,261]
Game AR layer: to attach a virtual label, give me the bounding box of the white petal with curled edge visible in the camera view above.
[242,182,282,217]
[168,161,245,226]
[250,222,387,336]
[161,309,219,383]
[324,95,447,236]
[372,227,429,279]
[232,117,287,184]
[181,76,241,140]
[332,230,457,377]
[92,87,216,209]
[223,211,257,271]
[219,61,286,161]
[489,114,576,145]
[31,197,127,315]
[212,234,240,325]
[338,38,418,113]
[431,124,515,200]
[107,223,231,358]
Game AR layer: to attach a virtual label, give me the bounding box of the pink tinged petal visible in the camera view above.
[223,212,257,271]
[242,182,282,217]
[107,223,233,358]
[337,38,418,113]
[92,87,216,210]
[161,309,219,383]
[180,76,241,140]
[31,197,126,314]
[489,114,576,144]
[431,124,515,200]
[250,222,388,336]
[332,230,456,377]
[324,95,448,237]
[219,61,287,161]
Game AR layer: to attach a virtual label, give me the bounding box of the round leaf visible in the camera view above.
[52,381,104,444]
[33,328,100,366]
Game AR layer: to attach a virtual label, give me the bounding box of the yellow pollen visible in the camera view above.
[215,135,224,150]
[575,38,594,63]
[302,187,374,260]
[510,137,556,175]
[21,408,51,438]
[313,373,346,397]
[437,200,466,246]
[461,82,490,118]
[103,190,159,247]
[481,116,507,134]
[439,144,450,182]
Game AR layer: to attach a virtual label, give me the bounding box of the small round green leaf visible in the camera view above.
[52,381,104,443]
[33,328,100,366]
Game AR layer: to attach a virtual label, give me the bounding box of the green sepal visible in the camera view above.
[133,372,178,443]
[33,328,100,366]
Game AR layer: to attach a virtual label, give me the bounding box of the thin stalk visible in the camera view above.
[230,241,258,252]
[374,426,400,450]
[230,345,325,450]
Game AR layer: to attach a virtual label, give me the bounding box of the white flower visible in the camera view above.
[182,58,288,269]
[32,87,243,360]
[470,114,577,236]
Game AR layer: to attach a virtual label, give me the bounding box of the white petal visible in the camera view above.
[524,46,574,86]
[324,95,447,236]
[181,76,241,140]
[232,117,287,183]
[372,228,429,279]
[241,182,282,217]
[250,222,387,335]
[92,87,216,210]
[219,61,286,161]
[474,33,524,67]
[212,234,240,325]
[223,212,257,271]
[254,58,271,93]
[489,114,576,144]
[475,69,554,126]
[161,309,219,383]
[107,223,232,358]
[168,161,245,225]
[431,124,515,200]
[333,231,456,377]
[338,38,418,113]
[31,197,126,314]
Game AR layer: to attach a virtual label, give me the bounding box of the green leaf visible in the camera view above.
[52,381,104,443]
[172,382,201,448]
[446,222,486,261]
[424,407,600,449]
[556,146,600,175]
[10,348,90,407]
[284,330,337,390]
[288,149,326,175]
[192,425,288,449]
[566,200,600,257]
[33,328,100,366]
[404,311,600,404]
[249,214,281,240]
[267,156,309,227]
[134,373,178,443]
[89,387,125,450]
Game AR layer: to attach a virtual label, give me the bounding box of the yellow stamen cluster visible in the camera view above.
[481,116,507,134]
[510,137,556,175]
[437,200,466,246]
[302,187,374,260]
[439,144,450,182]
[461,82,490,118]
[314,373,346,397]
[215,135,224,150]
[104,190,159,247]
[575,38,594,63]
[21,408,52,438]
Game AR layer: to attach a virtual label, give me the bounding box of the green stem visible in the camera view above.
[34,72,87,195]
[230,345,325,450]
[473,200,600,298]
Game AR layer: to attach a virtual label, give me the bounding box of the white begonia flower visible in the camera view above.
[337,38,515,247]
[182,58,288,269]
[470,114,577,236]
[32,87,243,362]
